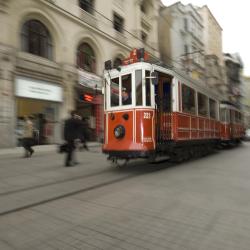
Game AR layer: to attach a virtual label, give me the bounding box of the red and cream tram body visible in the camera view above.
[220,102,245,145]
[102,49,245,163]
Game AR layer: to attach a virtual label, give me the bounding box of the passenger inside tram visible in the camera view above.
[122,88,131,105]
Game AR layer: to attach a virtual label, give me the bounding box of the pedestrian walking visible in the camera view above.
[63,110,81,167]
[22,116,35,158]
[78,116,89,151]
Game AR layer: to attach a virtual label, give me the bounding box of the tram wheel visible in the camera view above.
[110,157,129,167]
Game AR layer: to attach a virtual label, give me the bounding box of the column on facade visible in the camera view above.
[0,46,15,148]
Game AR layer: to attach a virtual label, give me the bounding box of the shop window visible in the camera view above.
[135,70,142,106]
[113,13,124,33]
[110,77,119,107]
[198,93,208,117]
[79,0,94,14]
[145,71,151,106]
[77,43,96,73]
[122,74,132,105]
[21,20,53,60]
[182,84,196,114]
[209,98,217,119]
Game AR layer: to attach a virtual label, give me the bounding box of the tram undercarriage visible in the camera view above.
[104,139,219,166]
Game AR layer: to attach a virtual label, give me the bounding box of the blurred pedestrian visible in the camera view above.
[22,116,35,158]
[78,117,89,151]
[63,110,81,167]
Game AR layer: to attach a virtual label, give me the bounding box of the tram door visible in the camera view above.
[155,73,172,144]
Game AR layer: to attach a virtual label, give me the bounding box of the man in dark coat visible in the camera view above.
[78,117,89,151]
[63,110,81,167]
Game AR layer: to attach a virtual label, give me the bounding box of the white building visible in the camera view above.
[159,2,205,81]
[0,0,161,148]
[197,5,227,99]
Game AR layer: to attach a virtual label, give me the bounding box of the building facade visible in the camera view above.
[159,2,205,81]
[224,53,244,108]
[242,76,250,128]
[0,0,161,148]
[197,5,227,99]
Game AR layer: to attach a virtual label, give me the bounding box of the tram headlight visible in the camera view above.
[114,125,125,139]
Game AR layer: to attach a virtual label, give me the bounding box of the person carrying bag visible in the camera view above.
[22,116,35,158]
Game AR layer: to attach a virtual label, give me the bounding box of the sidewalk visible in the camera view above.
[0,142,102,156]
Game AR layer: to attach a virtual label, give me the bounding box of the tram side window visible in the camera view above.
[122,74,132,105]
[145,71,151,106]
[182,84,196,114]
[239,112,242,123]
[230,110,235,123]
[110,77,119,107]
[209,99,217,119]
[220,108,226,122]
[198,93,208,117]
[220,108,230,122]
[235,111,239,123]
[135,70,142,106]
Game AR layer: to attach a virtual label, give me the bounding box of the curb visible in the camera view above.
[0,142,102,156]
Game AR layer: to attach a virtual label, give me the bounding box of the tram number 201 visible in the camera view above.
[143,112,151,119]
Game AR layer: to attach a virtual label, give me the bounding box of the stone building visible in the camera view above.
[159,2,205,81]
[0,0,161,148]
[197,5,227,99]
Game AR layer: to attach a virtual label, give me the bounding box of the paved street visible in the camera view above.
[0,143,250,249]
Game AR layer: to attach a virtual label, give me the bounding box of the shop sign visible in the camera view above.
[78,70,102,90]
[15,77,63,102]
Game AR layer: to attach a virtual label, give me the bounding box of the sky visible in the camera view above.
[161,0,250,76]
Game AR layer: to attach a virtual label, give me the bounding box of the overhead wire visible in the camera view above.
[44,0,204,73]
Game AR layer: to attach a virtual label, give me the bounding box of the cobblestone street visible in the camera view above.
[0,143,250,249]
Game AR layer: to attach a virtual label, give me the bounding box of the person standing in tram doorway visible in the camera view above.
[63,110,81,167]
[22,116,35,158]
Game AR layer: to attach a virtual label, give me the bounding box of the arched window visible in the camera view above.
[21,20,53,60]
[77,43,96,73]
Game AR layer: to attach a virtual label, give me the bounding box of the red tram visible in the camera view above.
[102,49,245,164]
[220,102,245,146]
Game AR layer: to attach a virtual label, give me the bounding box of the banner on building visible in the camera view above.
[78,70,103,90]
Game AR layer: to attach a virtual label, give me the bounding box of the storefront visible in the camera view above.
[77,70,103,141]
[15,77,63,145]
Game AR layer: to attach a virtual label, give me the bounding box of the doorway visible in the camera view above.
[154,72,172,143]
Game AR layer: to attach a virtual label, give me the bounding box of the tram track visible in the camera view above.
[0,171,139,217]
[0,160,163,217]
[0,168,109,197]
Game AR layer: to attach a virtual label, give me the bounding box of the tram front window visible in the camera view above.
[122,74,132,105]
[111,77,119,107]
[145,71,151,106]
[135,70,142,106]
